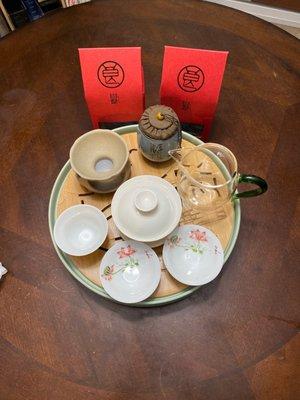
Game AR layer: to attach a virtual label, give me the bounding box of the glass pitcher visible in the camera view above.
[169,143,268,214]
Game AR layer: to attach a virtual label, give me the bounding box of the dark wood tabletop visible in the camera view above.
[0,1,299,399]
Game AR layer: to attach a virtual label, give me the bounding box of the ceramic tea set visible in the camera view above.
[54,105,267,304]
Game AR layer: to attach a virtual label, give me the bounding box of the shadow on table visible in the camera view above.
[76,271,224,321]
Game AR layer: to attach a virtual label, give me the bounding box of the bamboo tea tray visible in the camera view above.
[48,125,241,306]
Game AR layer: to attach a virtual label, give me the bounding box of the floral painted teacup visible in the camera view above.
[99,241,161,304]
[163,224,224,286]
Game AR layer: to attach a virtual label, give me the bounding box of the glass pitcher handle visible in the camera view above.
[233,174,268,199]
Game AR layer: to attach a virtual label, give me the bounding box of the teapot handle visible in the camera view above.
[233,174,268,199]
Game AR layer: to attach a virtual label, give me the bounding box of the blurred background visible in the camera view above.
[0,0,299,38]
[0,0,90,36]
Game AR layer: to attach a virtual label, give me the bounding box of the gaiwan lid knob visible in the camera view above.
[139,105,180,140]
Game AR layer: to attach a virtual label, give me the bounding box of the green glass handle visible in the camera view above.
[233,174,268,199]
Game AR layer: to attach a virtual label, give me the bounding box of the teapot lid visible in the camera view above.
[139,105,180,140]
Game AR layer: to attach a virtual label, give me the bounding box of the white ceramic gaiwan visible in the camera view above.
[111,175,182,247]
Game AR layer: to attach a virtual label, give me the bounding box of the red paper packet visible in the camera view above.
[160,46,228,140]
[78,47,145,128]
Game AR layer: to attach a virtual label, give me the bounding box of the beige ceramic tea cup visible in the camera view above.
[70,129,131,193]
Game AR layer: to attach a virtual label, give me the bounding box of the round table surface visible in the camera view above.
[0,1,299,399]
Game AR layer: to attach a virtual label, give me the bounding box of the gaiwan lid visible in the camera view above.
[139,105,180,140]
[111,175,182,243]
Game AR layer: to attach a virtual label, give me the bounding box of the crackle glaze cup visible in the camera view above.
[70,129,131,193]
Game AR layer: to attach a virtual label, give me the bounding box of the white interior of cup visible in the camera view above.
[54,205,108,256]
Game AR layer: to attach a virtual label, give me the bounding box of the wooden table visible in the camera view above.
[0,1,299,399]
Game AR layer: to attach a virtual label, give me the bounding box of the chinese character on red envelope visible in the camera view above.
[78,47,145,128]
[160,46,228,140]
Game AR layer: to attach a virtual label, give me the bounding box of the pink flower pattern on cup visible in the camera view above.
[167,229,209,255]
[166,234,181,248]
[117,245,136,258]
[144,250,153,259]
[101,245,140,282]
[189,229,207,242]
[102,265,115,281]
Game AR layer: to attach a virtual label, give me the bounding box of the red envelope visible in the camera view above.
[160,46,228,140]
[78,47,145,128]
